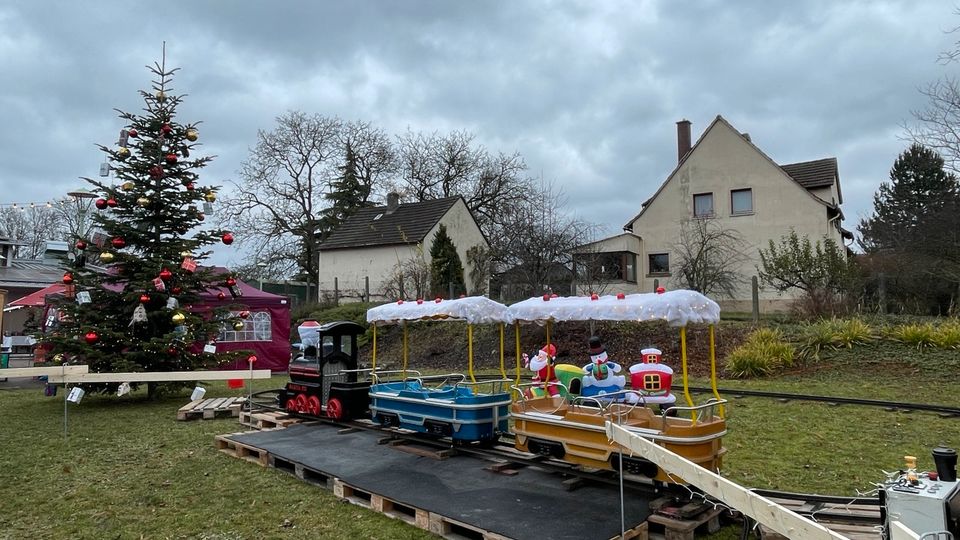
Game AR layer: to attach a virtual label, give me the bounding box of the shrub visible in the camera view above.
[833,318,874,348]
[888,323,937,349]
[933,320,960,349]
[725,328,795,378]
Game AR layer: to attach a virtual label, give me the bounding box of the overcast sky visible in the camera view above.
[1,1,957,267]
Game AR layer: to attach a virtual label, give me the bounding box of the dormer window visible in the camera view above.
[373,213,384,221]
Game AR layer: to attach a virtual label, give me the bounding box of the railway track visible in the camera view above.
[687,385,960,416]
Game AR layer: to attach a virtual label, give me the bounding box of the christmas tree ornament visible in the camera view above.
[225,277,237,287]
[153,277,166,291]
[75,253,86,269]
[229,284,243,298]
[165,153,177,164]
[185,182,195,191]
[137,196,150,207]
[171,286,183,295]
[161,123,172,135]
[130,304,147,325]
[180,146,190,158]
[217,291,226,300]
[232,320,245,331]
[95,198,108,209]
[221,232,234,245]
[172,312,186,324]
[149,165,163,179]
[166,297,179,310]
[121,181,135,191]
[139,294,150,303]
[76,291,91,304]
[128,128,138,138]
[84,331,99,345]
[75,240,87,251]
[185,128,199,141]
[167,346,178,356]
[196,213,204,222]
[156,90,166,102]
[62,272,74,285]
[239,310,250,319]
[158,268,173,281]
[204,191,217,202]
[116,147,131,160]
[179,250,192,259]
[111,237,126,248]
[180,257,196,273]
[99,251,115,263]
[106,197,118,208]
[118,129,129,146]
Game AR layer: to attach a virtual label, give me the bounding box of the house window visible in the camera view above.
[693,193,714,217]
[731,188,753,215]
[624,253,636,283]
[648,253,670,275]
[219,311,272,343]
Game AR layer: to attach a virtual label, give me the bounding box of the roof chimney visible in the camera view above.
[386,192,400,212]
[677,119,692,162]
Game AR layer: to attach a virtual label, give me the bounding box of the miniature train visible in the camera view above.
[279,292,727,483]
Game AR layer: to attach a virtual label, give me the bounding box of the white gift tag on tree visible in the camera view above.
[130,304,148,326]
[203,343,217,354]
[76,291,91,304]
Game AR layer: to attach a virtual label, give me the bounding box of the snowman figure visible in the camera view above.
[581,336,626,399]
[523,343,560,397]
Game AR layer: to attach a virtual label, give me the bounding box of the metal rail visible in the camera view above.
[686,386,960,416]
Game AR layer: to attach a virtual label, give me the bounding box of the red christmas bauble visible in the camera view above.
[161,123,172,135]
[139,294,150,303]
[416,299,423,304]
[84,331,99,345]
[106,198,118,208]
[196,213,204,222]
[95,198,108,210]
[186,182,195,191]
[167,347,178,356]
[435,297,442,303]
[128,128,138,138]
[225,277,237,287]
[239,310,250,319]
[149,165,163,179]
[75,240,87,251]
[217,292,225,300]
[397,299,404,304]
[616,293,626,300]
[550,293,558,298]
[62,272,74,285]
[656,287,666,294]
[111,237,126,249]
[159,268,173,281]
[542,294,550,301]
[171,286,182,295]
[165,153,177,164]
[590,293,599,301]
[221,232,234,245]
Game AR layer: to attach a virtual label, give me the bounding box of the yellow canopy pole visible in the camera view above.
[709,324,725,418]
[514,321,521,386]
[402,321,408,379]
[468,324,476,383]
[499,323,507,379]
[544,320,552,393]
[680,326,694,408]
[371,324,377,372]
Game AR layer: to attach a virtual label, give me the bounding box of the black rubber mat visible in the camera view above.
[228,422,650,540]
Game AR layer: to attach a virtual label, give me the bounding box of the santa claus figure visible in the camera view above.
[523,343,560,397]
[581,336,626,398]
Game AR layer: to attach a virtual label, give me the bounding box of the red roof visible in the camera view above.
[8,283,66,307]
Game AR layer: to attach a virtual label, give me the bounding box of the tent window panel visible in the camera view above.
[218,310,272,343]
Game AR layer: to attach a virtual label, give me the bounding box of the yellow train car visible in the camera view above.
[506,290,728,483]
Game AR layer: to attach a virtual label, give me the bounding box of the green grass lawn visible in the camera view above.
[2,339,959,539]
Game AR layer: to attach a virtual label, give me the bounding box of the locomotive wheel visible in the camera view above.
[326,398,344,420]
[307,396,321,416]
[285,398,298,412]
[295,393,309,414]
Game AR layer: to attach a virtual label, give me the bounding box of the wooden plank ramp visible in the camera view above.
[238,410,301,430]
[177,396,246,420]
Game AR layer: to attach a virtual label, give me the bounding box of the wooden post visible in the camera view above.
[333,277,339,306]
[877,272,886,314]
[653,278,659,292]
[752,276,760,322]
[364,276,370,303]
[0,288,6,336]
[448,282,454,299]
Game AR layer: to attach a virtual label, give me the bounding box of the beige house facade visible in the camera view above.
[317,195,489,302]
[581,116,850,312]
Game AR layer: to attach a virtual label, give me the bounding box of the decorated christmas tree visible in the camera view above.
[42,48,245,396]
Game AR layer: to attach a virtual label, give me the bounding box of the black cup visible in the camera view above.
[932,445,958,482]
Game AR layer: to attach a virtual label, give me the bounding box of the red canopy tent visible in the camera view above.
[20,273,292,372]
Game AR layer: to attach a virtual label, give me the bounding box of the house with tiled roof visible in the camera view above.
[579,115,851,312]
[1,238,69,335]
[316,194,489,302]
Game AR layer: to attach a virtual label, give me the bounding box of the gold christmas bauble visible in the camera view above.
[185,129,199,142]
[204,191,217,203]
[172,312,186,324]
[121,181,135,191]
[233,320,245,331]
[137,197,150,207]
[156,90,166,102]
[99,251,115,263]
[180,250,193,259]
[116,147,130,160]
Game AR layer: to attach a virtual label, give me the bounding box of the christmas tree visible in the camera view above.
[43,48,245,396]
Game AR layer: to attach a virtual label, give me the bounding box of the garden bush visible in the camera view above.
[725,328,795,378]
[887,323,938,349]
[932,319,960,349]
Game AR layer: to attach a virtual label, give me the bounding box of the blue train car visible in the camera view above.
[369,374,511,441]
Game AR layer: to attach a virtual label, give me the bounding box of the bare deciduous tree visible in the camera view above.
[671,218,748,298]
[0,204,67,258]
[381,243,431,300]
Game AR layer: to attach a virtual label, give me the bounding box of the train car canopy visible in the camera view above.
[366,296,511,325]
[507,290,720,327]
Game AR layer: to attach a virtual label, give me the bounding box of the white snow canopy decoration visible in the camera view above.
[507,290,720,327]
[367,296,512,325]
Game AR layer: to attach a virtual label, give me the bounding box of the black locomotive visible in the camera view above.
[279,321,369,421]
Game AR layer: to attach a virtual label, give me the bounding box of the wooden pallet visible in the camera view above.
[758,498,882,540]
[238,410,301,430]
[214,433,270,466]
[177,397,246,420]
[647,506,723,540]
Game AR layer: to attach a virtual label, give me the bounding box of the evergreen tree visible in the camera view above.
[42,50,244,396]
[859,143,960,252]
[429,224,465,297]
[322,142,370,230]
